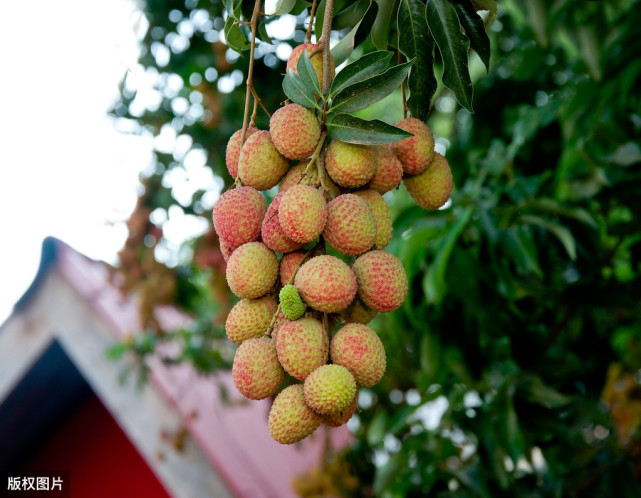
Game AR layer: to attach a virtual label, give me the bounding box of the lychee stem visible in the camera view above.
[320,0,334,96]
[305,131,327,176]
[306,0,319,44]
[398,33,408,119]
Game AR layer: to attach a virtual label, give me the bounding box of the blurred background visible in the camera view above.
[2,0,641,497]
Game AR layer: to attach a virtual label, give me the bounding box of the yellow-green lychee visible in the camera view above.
[268,384,322,444]
[304,364,357,416]
[295,255,357,313]
[212,186,266,251]
[353,189,393,249]
[368,145,404,194]
[352,250,408,313]
[403,152,453,210]
[225,126,258,179]
[271,309,290,343]
[226,242,278,299]
[325,140,376,188]
[238,130,289,191]
[278,185,327,244]
[323,392,358,427]
[225,295,277,345]
[275,317,328,381]
[261,191,304,254]
[280,250,307,286]
[287,43,335,88]
[330,323,386,387]
[270,104,321,160]
[279,161,318,191]
[279,285,306,320]
[340,297,378,325]
[232,337,284,400]
[323,194,376,256]
[389,117,435,175]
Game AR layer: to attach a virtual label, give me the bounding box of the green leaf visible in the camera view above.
[224,17,250,53]
[326,113,413,144]
[426,0,474,111]
[290,0,311,15]
[271,0,297,15]
[451,0,491,71]
[224,0,243,20]
[372,0,396,50]
[282,70,320,109]
[520,215,577,261]
[296,50,321,96]
[520,375,572,409]
[330,59,413,113]
[329,2,379,67]
[354,1,379,47]
[330,50,393,97]
[333,0,370,30]
[257,19,272,45]
[398,0,437,120]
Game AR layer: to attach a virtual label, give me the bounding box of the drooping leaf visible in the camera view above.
[330,50,393,96]
[282,70,320,109]
[451,0,491,70]
[296,50,321,96]
[329,2,378,66]
[372,0,397,50]
[330,59,413,113]
[354,1,379,47]
[224,0,243,20]
[271,0,298,15]
[520,215,577,261]
[257,19,273,45]
[425,0,474,111]
[398,0,437,120]
[333,0,370,30]
[326,113,413,144]
[224,17,250,53]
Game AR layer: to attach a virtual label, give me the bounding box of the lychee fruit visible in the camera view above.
[279,161,318,191]
[323,194,376,256]
[295,255,357,313]
[287,43,335,88]
[226,242,278,299]
[278,185,327,244]
[389,117,435,175]
[323,392,358,427]
[368,145,403,194]
[261,192,304,254]
[212,186,266,251]
[325,140,376,188]
[225,126,258,179]
[268,384,322,444]
[340,297,378,325]
[279,285,306,320]
[275,317,328,381]
[225,295,277,345]
[280,250,307,286]
[330,323,386,387]
[220,239,234,262]
[238,130,289,191]
[304,364,357,416]
[352,250,408,313]
[353,190,392,249]
[271,308,290,343]
[403,152,453,210]
[270,104,321,160]
[232,337,284,400]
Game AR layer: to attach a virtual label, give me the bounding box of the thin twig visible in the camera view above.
[398,33,408,119]
[251,87,271,118]
[306,0,319,43]
[305,131,327,175]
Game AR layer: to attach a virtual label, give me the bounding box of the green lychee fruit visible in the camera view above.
[325,140,376,188]
[226,242,278,299]
[280,250,307,286]
[238,130,289,191]
[275,317,328,381]
[261,192,304,254]
[212,186,266,251]
[279,285,306,320]
[353,190,392,249]
[323,392,358,427]
[279,161,318,191]
[232,337,284,400]
[295,255,357,313]
[278,185,327,244]
[352,250,408,313]
[225,126,258,179]
[368,144,404,194]
[270,104,321,160]
[340,297,378,325]
[330,323,386,387]
[323,194,376,256]
[287,43,335,88]
[304,364,357,416]
[389,117,435,175]
[268,384,321,444]
[225,295,278,345]
[403,152,453,210]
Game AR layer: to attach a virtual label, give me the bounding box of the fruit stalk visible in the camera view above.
[306,0,319,44]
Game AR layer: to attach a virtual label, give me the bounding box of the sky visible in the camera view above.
[0,1,152,323]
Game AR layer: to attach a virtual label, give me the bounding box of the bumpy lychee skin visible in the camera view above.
[353,190,393,249]
[304,364,357,416]
[261,192,304,254]
[323,393,358,427]
[389,118,435,175]
[212,186,266,251]
[225,126,258,178]
[352,250,408,313]
[295,255,357,313]
[330,323,386,387]
[232,337,284,400]
[368,145,404,194]
[270,104,321,160]
[279,285,306,320]
[225,295,277,345]
[403,152,453,210]
[279,185,327,244]
[268,384,322,444]
[271,309,290,343]
[220,239,234,262]
[287,43,335,88]
[276,317,328,381]
[279,161,318,191]
[280,250,307,286]
[325,140,376,188]
[323,194,376,256]
[238,130,289,191]
[226,242,278,299]
[340,297,378,325]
